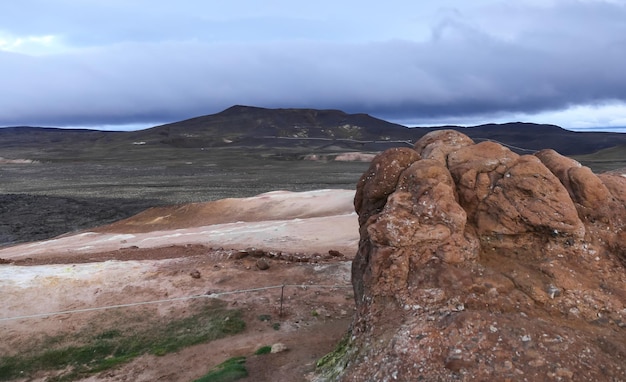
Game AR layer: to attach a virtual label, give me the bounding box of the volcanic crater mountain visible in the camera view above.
[2,105,626,156]
[147,105,626,156]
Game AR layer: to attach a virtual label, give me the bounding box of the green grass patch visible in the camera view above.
[193,356,248,382]
[316,331,351,369]
[94,329,122,340]
[0,301,245,381]
[314,331,354,382]
[254,346,272,355]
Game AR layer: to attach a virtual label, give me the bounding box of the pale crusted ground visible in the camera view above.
[0,189,359,262]
[0,189,359,382]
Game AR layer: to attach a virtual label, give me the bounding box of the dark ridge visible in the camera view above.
[422,122,624,155]
[1,106,625,155]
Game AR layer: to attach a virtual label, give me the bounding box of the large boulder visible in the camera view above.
[315,130,626,381]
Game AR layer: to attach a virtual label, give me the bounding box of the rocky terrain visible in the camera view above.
[315,130,626,381]
[0,190,360,382]
[1,108,626,381]
[1,106,625,248]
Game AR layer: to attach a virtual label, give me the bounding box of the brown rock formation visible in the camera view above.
[316,130,626,381]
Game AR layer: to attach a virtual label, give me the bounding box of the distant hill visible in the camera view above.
[133,105,414,150]
[0,126,116,148]
[1,105,626,155]
[432,123,626,156]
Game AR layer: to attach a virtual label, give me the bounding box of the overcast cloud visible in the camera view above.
[1,0,626,130]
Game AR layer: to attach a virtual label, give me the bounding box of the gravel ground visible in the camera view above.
[0,149,370,246]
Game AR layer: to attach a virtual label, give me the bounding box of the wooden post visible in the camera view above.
[279,284,285,317]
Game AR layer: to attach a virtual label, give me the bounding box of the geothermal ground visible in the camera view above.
[2,113,625,381]
[0,189,359,382]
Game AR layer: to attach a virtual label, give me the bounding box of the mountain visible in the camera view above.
[432,123,626,156]
[1,105,626,155]
[2,106,624,255]
[133,105,414,150]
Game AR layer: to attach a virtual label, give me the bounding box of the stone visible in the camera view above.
[232,250,249,259]
[315,130,626,382]
[246,247,266,257]
[328,249,344,257]
[256,259,270,270]
[555,367,574,379]
[189,269,201,279]
[537,149,626,264]
[271,342,288,353]
[414,129,475,165]
[354,147,421,227]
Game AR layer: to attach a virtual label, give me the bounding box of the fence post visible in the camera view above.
[279,283,285,317]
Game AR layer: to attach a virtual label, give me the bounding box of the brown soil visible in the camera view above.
[2,246,355,382]
[0,190,359,381]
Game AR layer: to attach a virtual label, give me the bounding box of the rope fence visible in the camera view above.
[261,135,540,153]
[0,283,352,322]
[472,137,537,153]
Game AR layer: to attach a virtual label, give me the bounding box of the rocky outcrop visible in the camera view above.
[316,130,626,381]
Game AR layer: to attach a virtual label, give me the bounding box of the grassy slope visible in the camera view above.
[0,300,245,381]
[573,144,626,173]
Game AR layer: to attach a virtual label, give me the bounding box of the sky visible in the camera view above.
[1,0,626,131]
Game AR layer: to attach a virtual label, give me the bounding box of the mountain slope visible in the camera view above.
[135,105,413,149]
[1,106,626,155]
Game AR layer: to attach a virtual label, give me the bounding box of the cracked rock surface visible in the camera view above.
[316,130,626,382]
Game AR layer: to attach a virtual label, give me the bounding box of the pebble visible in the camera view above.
[529,358,546,367]
[189,269,201,279]
[547,285,561,299]
[271,343,288,353]
[256,259,270,270]
[555,367,574,379]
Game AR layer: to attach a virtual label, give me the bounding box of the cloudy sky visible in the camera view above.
[1,0,626,131]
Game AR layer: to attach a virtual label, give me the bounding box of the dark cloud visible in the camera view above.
[1,1,626,128]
